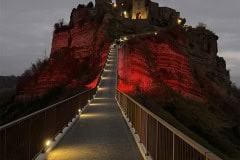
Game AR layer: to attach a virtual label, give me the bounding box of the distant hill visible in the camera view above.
[0,76,17,89]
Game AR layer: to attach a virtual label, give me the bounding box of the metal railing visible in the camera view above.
[116,89,222,160]
[0,44,115,160]
[0,88,96,160]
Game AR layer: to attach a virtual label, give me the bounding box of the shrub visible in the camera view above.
[87,2,94,8]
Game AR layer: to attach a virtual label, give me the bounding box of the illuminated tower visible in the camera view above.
[132,0,148,19]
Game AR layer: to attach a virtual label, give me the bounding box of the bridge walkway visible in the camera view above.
[47,45,143,160]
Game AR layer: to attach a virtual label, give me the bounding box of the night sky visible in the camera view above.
[0,0,239,86]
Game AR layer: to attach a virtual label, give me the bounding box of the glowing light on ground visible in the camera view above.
[81,113,111,119]
[94,97,112,100]
[89,103,112,106]
[101,77,113,80]
[98,87,111,91]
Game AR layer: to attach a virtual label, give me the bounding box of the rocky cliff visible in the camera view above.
[118,24,231,102]
[16,0,231,102]
[16,4,112,100]
[118,30,204,101]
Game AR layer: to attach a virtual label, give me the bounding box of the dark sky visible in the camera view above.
[0,0,240,86]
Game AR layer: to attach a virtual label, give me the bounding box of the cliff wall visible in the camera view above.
[118,34,204,101]
[16,6,111,100]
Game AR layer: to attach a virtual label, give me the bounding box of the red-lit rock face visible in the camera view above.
[51,31,70,53]
[118,36,205,101]
[16,7,110,100]
[118,44,154,93]
[71,22,95,59]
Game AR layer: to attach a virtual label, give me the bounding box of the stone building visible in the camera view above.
[132,0,149,19]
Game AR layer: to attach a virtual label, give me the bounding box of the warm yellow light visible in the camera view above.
[98,87,111,91]
[78,109,82,113]
[89,103,112,106]
[154,32,158,35]
[106,63,113,66]
[104,69,113,72]
[94,97,112,100]
[102,77,112,80]
[45,140,51,147]
[177,18,182,24]
[113,3,117,8]
[123,36,128,41]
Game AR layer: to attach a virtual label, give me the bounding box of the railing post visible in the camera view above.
[173,133,175,160]
[139,108,142,143]
[28,118,32,160]
[4,128,6,160]
[156,121,159,160]
[145,114,149,156]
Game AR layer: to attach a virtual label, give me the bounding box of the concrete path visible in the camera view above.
[47,45,143,160]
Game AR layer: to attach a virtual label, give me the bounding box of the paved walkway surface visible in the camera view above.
[47,45,143,160]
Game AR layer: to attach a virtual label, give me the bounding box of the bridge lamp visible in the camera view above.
[154,32,158,35]
[45,140,51,147]
[78,109,82,113]
[123,11,128,18]
[113,3,117,8]
[177,18,183,25]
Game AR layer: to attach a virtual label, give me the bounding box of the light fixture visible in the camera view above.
[113,3,117,8]
[45,140,51,147]
[123,36,128,41]
[154,32,158,35]
[123,11,128,18]
[78,109,82,113]
[177,18,182,25]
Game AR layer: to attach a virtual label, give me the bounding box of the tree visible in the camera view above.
[87,2,94,8]
[58,18,64,27]
[54,23,60,30]
[197,22,207,28]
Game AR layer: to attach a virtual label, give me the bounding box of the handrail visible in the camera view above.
[0,44,113,130]
[0,44,113,160]
[0,89,92,130]
[0,88,95,160]
[116,89,222,160]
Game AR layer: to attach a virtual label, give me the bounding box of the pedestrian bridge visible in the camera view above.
[0,44,222,160]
